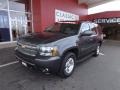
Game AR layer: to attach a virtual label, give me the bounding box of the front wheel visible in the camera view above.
[59,52,76,78]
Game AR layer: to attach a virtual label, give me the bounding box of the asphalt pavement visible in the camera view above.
[0,42,120,90]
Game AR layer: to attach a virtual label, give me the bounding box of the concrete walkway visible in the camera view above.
[0,42,16,49]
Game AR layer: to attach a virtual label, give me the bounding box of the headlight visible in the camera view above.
[39,46,59,56]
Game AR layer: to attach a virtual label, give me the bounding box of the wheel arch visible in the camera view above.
[61,47,79,60]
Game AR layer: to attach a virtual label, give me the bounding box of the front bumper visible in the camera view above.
[15,50,61,72]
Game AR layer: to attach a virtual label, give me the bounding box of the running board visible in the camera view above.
[76,52,94,63]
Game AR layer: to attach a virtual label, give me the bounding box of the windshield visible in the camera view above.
[44,23,80,35]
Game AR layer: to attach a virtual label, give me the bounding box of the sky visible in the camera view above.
[88,0,120,14]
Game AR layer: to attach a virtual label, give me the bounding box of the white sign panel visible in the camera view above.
[94,18,120,24]
[55,9,79,22]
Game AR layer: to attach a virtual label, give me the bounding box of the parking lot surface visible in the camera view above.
[0,42,120,90]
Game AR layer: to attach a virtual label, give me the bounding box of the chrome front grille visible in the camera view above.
[17,42,38,56]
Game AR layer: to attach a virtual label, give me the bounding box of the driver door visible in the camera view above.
[78,22,93,58]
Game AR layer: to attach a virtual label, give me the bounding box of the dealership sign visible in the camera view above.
[94,18,120,24]
[55,9,79,22]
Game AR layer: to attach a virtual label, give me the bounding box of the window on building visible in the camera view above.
[9,0,31,12]
[9,0,32,41]
[0,0,32,42]
[10,12,32,41]
[0,11,10,42]
[0,0,8,10]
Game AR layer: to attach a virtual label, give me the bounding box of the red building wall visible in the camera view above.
[32,0,88,32]
[32,0,42,32]
[88,11,120,21]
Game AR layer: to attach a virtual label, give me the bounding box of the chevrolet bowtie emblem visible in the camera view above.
[22,45,26,48]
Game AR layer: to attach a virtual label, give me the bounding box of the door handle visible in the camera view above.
[89,38,93,41]
[90,35,97,37]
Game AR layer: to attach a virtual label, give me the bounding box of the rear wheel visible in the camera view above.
[59,52,76,78]
[93,45,100,57]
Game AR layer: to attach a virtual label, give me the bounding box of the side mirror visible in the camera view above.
[80,31,93,37]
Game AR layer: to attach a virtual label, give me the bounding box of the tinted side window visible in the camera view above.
[89,23,98,35]
[80,23,90,32]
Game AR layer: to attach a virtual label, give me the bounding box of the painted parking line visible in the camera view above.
[0,61,19,68]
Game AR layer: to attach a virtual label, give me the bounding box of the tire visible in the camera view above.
[59,52,76,78]
[93,45,100,57]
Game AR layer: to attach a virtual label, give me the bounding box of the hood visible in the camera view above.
[18,32,70,45]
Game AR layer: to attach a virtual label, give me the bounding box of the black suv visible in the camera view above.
[15,21,103,78]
